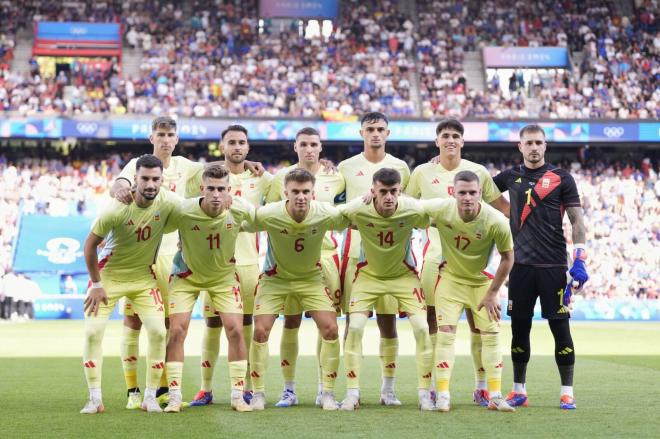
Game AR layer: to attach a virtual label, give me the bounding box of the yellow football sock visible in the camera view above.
[143,316,167,390]
[316,332,323,386]
[166,361,183,392]
[249,340,269,393]
[471,331,486,385]
[320,337,339,392]
[435,331,457,392]
[83,318,108,389]
[409,314,433,389]
[121,326,140,389]
[280,327,299,383]
[481,333,503,396]
[200,326,222,392]
[229,360,248,393]
[243,324,252,391]
[380,337,398,378]
[159,329,169,389]
[344,313,367,389]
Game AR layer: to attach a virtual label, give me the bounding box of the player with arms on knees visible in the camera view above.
[80,155,180,414]
[339,168,433,411]
[422,170,514,412]
[163,163,254,413]
[246,169,349,411]
[493,124,588,410]
[406,118,509,406]
[337,112,411,405]
[189,125,272,407]
[265,127,345,407]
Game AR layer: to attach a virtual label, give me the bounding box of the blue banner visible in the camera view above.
[259,0,339,19]
[483,47,570,68]
[0,116,658,143]
[13,215,91,273]
[36,22,121,42]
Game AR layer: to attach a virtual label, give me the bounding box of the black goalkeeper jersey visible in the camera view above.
[493,163,581,267]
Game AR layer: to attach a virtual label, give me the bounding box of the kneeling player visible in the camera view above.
[164,164,254,412]
[422,171,514,412]
[339,168,434,411]
[246,169,348,411]
[80,155,180,414]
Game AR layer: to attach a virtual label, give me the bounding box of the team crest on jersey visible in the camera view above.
[249,183,255,189]
[126,219,134,226]
[192,225,200,231]
[508,300,513,311]
[542,178,550,188]
[226,222,233,230]
[398,220,405,227]
[447,186,454,195]
[324,185,329,191]
[475,231,483,240]
[311,226,318,235]
[154,211,160,221]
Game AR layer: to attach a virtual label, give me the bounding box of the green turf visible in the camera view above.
[1,321,659,438]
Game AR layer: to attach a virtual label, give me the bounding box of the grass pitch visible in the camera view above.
[1,320,659,438]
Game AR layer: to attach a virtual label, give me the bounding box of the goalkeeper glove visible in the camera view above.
[564,246,588,307]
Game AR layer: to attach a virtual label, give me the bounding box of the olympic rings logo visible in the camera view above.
[603,127,625,138]
[76,123,98,135]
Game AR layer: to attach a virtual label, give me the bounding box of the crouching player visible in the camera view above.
[81,155,180,413]
[164,163,254,412]
[422,170,515,412]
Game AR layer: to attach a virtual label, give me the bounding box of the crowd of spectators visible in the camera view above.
[0,0,655,119]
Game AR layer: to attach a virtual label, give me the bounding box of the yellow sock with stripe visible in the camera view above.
[435,331,456,393]
[158,329,169,389]
[319,337,339,392]
[471,331,486,389]
[83,318,108,390]
[316,332,323,392]
[142,316,167,390]
[243,325,252,391]
[280,328,299,385]
[481,333,503,397]
[410,314,433,389]
[229,360,248,397]
[344,313,368,389]
[121,326,140,390]
[200,326,222,392]
[166,362,183,394]
[379,337,398,378]
[429,332,437,388]
[249,341,269,393]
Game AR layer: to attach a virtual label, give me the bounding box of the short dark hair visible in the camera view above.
[373,168,401,186]
[285,168,316,186]
[454,170,480,185]
[202,162,229,181]
[435,118,464,136]
[295,127,321,139]
[151,116,177,132]
[361,112,388,126]
[221,124,248,141]
[519,124,546,139]
[136,154,163,171]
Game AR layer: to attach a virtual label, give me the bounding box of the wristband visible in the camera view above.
[90,281,103,289]
[572,244,587,261]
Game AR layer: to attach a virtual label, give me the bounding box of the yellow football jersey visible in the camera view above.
[169,196,255,290]
[339,196,428,279]
[249,200,349,280]
[406,159,501,264]
[92,190,181,282]
[338,153,410,258]
[117,156,204,255]
[422,199,513,286]
[266,164,345,253]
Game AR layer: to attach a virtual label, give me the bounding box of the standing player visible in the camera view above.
[338,112,410,405]
[189,124,273,406]
[80,155,180,414]
[265,127,345,407]
[493,124,588,410]
[246,169,348,411]
[422,171,515,412]
[406,118,509,406]
[163,164,253,413]
[339,168,433,411]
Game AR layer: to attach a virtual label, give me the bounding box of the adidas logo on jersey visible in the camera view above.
[154,211,160,221]
[192,225,200,231]
[280,229,288,234]
[431,178,440,184]
[356,171,365,176]
[126,219,134,226]
[515,177,522,183]
[366,222,375,227]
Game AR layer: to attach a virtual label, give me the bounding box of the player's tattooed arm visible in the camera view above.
[565,206,586,244]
